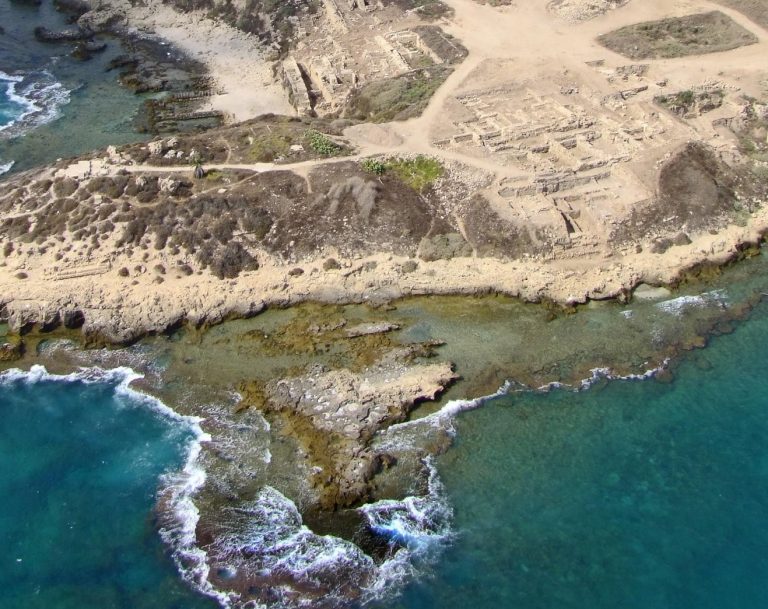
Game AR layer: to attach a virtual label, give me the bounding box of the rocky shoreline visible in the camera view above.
[0,211,763,347]
[2,0,767,348]
[4,235,768,608]
[25,0,222,133]
[240,338,457,510]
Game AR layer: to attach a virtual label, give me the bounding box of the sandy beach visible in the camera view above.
[116,0,295,122]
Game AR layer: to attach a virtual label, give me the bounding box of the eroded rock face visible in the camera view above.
[243,343,457,509]
[611,142,767,244]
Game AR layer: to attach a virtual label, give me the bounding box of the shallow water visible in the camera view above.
[0,368,217,609]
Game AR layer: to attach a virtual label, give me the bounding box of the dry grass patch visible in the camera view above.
[598,11,758,59]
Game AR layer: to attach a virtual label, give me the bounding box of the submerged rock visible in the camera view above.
[71,40,107,61]
[34,26,90,42]
[0,336,23,361]
[345,321,400,338]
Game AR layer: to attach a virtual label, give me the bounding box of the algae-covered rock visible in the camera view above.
[242,343,457,509]
[0,335,24,361]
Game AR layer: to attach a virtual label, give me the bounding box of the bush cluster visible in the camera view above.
[306,130,342,156]
[361,158,387,175]
[361,155,444,192]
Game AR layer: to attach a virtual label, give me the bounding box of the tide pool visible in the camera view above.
[5,294,768,608]
[0,368,216,609]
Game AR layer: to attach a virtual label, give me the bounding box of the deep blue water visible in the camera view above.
[386,303,768,609]
[0,369,216,609]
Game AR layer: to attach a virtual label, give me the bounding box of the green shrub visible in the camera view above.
[306,130,341,156]
[362,158,387,175]
[386,156,444,191]
[677,90,695,106]
[248,131,292,162]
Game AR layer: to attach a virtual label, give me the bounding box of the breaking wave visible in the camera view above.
[190,459,454,608]
[0,354,673,609]
[0,365,454,608]
[0,365,227,606]
[0,69,70,136]
[361,457,451,551]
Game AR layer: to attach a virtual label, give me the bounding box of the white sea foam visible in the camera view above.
[197,455,453,608]
[0,355,670,608]
[0,364,231,607]
[378,381,513,446]
[160,349,669,608]
[0,69,70,138]
[360,456,454,601]
[532,360,670,393]
[360,456,452,551]
[158,437,234,609]
[207,485,375,607]
[655,290,728,316]
[0,161,14,175]
[577,360,670,390]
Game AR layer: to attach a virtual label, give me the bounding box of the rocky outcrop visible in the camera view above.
[242,343,457,509]
[0,291,265,344]
[77,4,126,32]
[0,335,23,361]
[34,26,92,42]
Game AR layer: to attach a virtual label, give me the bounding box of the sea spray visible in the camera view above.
[157,432,235,609]
[206,486,377,606]
[655,289,728,316]
[394,307,768,609]
[375,382,515,456]
[0,366,455,608]
[0,307,699,609]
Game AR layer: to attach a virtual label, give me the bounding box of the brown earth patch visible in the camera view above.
[611,141,767,243]
[712,0,768,29]
[598,11,758,59]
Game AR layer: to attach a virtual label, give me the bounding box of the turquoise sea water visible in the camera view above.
[5,299,768,608]
[0,369,216,609]
[0,1,150,173]
[385,301,768,609]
